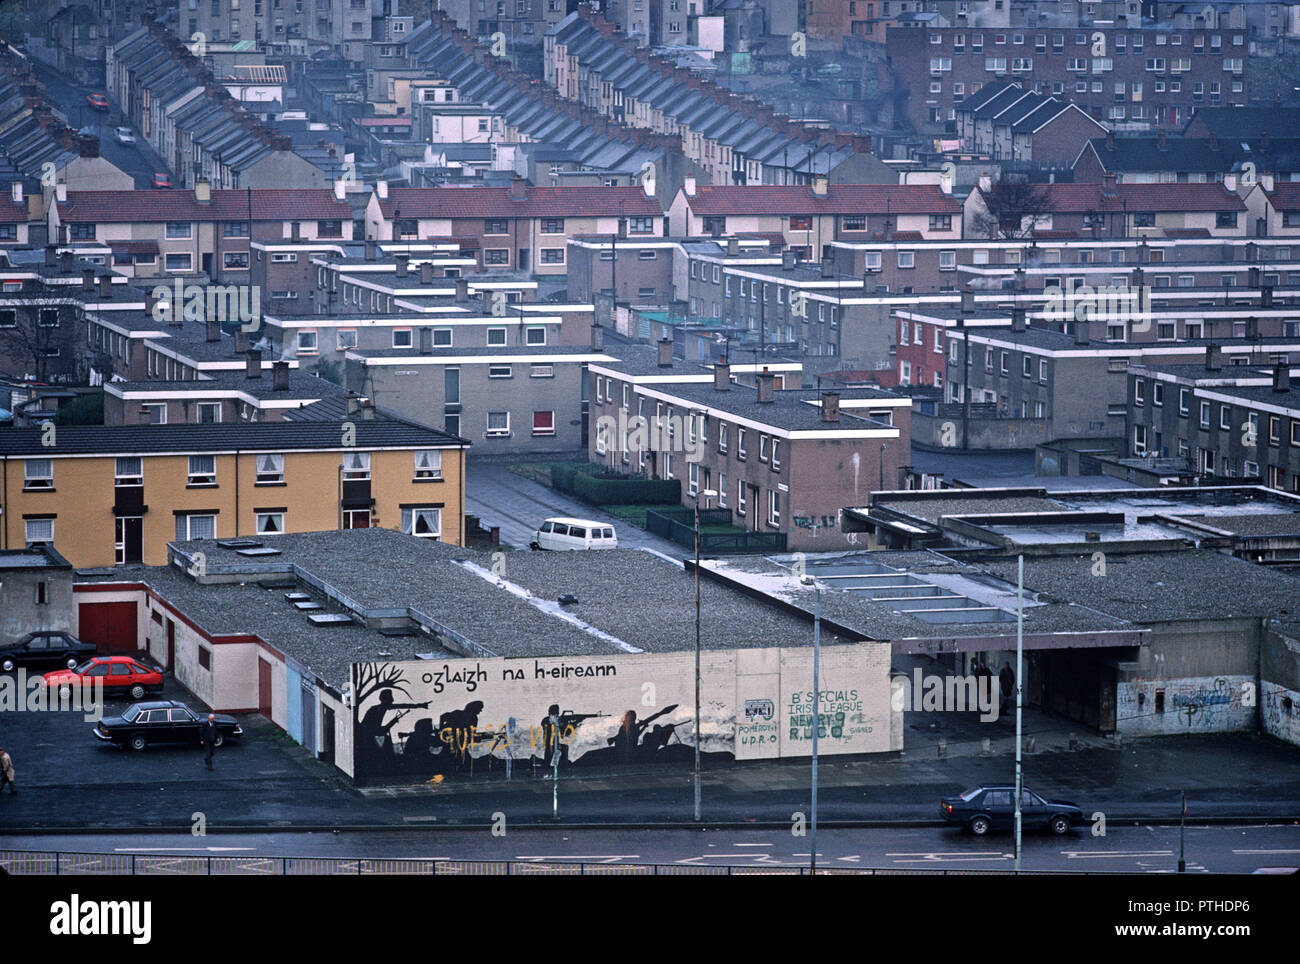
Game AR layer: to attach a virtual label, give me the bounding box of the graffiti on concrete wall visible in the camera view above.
[350,646,891,783]
[1116,674,1255,736]
[1262,680,1300,747]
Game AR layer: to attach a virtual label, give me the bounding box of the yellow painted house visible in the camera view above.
[0,418,469,567]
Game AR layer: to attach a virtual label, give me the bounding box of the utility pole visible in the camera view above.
[1178,791,1187,872]
[694,486,702,823]
[960,313,971,451]
[1014,553,1024,872]
[801,574,821,876]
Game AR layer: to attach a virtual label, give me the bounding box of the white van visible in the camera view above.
[530,518,619,551]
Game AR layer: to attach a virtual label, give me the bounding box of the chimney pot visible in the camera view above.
[1274,364,1291,392]
[206,316,220,342]
[395,253,409,277]
[246,348,263,378]
[272,360,290,391]
[59,250,73,274]
[1011,307,1026,332]
[365,240,377,261]
[420,326,433,353]
[820,391,840,422]
[590,322,604,351]
[455,278,469,302]
[1205,344,1222,370]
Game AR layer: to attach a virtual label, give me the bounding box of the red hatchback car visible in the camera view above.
[86,92,110,111]
[43,656,163,701]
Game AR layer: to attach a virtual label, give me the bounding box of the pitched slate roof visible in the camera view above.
[1029,182,1245,213]
[59,190,352,223]
[683,184,961,216]
[0,420,464,456]
[374,185,661,219]
[1265,182,1300,212]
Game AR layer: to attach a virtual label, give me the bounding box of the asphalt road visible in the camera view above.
[465,458,688,561]
[32,61,169,188]
[3,824,1297,873]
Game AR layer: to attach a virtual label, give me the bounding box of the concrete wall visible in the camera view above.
[350,643,895,783]
[1115,618,1261,736]
[913,411,1048,450]
[0,564,75,643]
[1261,624,1300,747]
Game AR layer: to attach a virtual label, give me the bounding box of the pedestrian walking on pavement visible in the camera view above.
[0,746,16,793]
[201,713,220,770]
[999,661,1016,714]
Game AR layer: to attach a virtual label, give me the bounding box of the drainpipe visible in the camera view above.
[2,455,7,550]
[458,445,465,547]
[234,448,240,538]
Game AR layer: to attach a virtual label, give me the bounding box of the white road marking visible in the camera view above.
[515,855,639,863]
[1062,850,1172,859]
[1232,848,1300,855]
[114,846,255,852]
[733,842,773,847]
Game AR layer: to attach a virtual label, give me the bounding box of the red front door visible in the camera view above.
[78,601,138,654]
[258,659,273,717]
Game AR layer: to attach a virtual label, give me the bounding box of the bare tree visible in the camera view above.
[353,662,411,708]
[973,175,1055,240]
[0,299,72,383]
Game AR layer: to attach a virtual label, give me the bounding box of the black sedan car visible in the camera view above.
[94,700,242,752]
[941,785,1083,835]
[1,631,97,672]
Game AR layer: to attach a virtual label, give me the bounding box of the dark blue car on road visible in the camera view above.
[941,785,1083,835]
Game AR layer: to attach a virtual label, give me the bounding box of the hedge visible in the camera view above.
[550,464,679,506]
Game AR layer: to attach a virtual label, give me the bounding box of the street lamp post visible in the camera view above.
[1014,553,1024,871]
[801,573,821,875]
[693,482,717,823]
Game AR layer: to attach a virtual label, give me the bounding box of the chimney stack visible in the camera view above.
[1074,318,1090,345]
[1106,130,1115,151]
[206,316,220,342]
[246,348,263,378]
[59,250,73,274]
[1274,364,1291,392]
[234,327,250,353]
[756,367,775,403]
[455,278,469,302]
[44,245,55,267]
[420,326,433,353]
[194,178,211,203]
[820,390,840,422]
[1262,284,1273,308]
[1011,306,1026,332]
[395,253,409,277]
[361,398,375,420]
[782,250,797,271]
[820,257,833,278]
[420,261,434,285]
[365,239,377,260]
[1157,129,1167,151]
[590,322,604,351]
[1205,343,1222,370]
[81,267,95,291]
[346,391,360,415]
[98,274,111,299]
[272,360,289,391]
[726,237,738,256]
[509,175,528,201]
[657,337,673,367]
[714,356,730,391]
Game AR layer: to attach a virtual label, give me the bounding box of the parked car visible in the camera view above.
[114,126,135,145]
[86,92,109,111]
[150,172,171,189]
[0,631,97,672]
[531,518,619,551]
[43,655,164,701]
[940,785,1083,835]
[94,700,242,751]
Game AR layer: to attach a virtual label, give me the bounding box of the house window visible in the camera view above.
[789,216,812,231]
[525,327,546,346]
[187,455,217,486]
[25,518,54,544]
[768,489,781,527]
[392,329,413,349]
[484,219,509,235]
[175,513,215,541]
[1134,425,1147,456]
[196,402,221,424]
[628,217,654,235]
[737,480,747,515]
[1023,356,1033,378]
[165,253,192,272]
[486,412,510,437]
[342,509,371,529]
[898,251,915,268]
[1200,401,1211,428]
[336,329,358,350]
[484,249,509,265]
[759,435,770,463]
[223,252,249,269]
[341,451,370,480]
[540,218,564,234]
[771,439,781,471]
[115,457,143,486]
[414,450,442,480]
[165,222,192,239]
[842,215,866,231]
[488,365,512,378]
[297,329,318,353]
[688,461,699,497]
[23,459,53,490]
[530,364,554,378]
[540,249,565,264]
[402,507,442,538]
[737,428,747,459]
[1153,383,1164,407]
[142,403,166,424]
[532,411,555,436]
[486,327,507,346]
[1219,405,1231,430]
[256,453,284,484]
[256,512,284,535]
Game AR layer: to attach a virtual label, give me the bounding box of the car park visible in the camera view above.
[43,655,164,701]
[531,517,619,551]
[86,92,109,111]
[0,631,97,672]
[940,785,1083,835]
[114,126,135,145]
[94,700,242,751]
